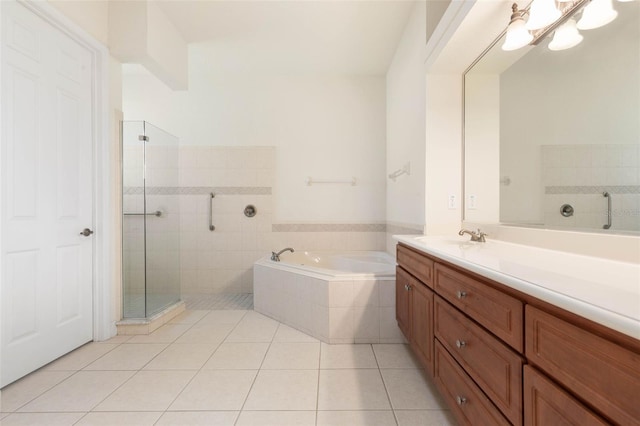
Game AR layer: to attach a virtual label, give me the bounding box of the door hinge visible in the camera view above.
[138,135,149,141]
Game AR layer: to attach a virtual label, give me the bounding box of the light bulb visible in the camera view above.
[502,4,533,51]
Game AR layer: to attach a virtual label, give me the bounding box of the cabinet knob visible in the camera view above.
[456,290,467,299]
[456,396,467,406]
[455,339,466,349]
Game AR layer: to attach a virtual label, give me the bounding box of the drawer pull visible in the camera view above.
[455,339,467,349]
[456,290,467,299]
[456,396,467,406]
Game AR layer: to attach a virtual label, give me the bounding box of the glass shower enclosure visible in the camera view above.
[122,121,181,318]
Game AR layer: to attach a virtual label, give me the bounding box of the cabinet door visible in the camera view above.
[434,341,510,426]
[526,305,640,425]
[410,280,434,376]
[524,366,609,426]
[395,266,411,341]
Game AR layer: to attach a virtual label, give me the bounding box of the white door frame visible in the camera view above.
[0,0,114,343]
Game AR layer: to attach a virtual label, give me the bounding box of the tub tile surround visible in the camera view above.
[0,310,456,426]
[254,263,404,344]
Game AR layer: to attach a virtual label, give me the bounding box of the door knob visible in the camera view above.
[80,228,94,237]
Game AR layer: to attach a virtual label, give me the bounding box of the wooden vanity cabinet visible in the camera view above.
[523,366,609,426]
[526,305,640,425]
[396,242,639,426]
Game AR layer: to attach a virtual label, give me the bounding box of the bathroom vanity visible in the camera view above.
[394,236,640,426]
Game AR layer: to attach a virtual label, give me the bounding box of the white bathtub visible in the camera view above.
[253,251,404,344]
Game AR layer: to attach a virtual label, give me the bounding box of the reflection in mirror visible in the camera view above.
[464,0,639,234]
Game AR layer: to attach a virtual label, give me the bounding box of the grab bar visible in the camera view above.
[603,192,611,229]
[209,192,215,231]
[124,210,162,217]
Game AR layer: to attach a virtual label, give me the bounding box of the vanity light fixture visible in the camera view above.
[526,0,561,30]
[548,18,584,50]
[577,0,618,29]
[501,0,622,52]
[502,3,534,50]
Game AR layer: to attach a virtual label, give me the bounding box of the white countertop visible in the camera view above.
[394,235,640,340]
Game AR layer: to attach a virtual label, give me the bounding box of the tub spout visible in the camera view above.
[271,247,294,262]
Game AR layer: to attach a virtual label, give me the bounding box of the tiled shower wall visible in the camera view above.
[177,146,386,295]
[542,144,640,232]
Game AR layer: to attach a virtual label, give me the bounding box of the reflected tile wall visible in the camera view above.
[542,144,640,232]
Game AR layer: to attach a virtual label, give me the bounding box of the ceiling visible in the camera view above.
[154,0,417,74]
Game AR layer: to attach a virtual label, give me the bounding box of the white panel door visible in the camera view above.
[1,0,94,387]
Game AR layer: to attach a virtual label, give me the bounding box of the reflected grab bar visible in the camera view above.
[603,192,611,229]
[124,210,162,217]
[209,192,216,231]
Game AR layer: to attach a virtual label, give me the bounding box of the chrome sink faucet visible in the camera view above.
[271,247,294,261]
[458,228,487,243]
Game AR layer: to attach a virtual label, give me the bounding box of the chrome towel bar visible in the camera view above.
[124,210,162,217]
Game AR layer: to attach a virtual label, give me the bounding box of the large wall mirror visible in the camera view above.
[464,0,639,234]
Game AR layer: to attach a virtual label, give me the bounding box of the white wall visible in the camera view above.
[464,73,500,223]
[48,0,108,46]
[386,1,427,242]
[122,51,387,225]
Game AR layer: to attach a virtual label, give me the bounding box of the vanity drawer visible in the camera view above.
[435,296,523,425]
[434,263,523,352]
[434,341,510,426]
[397,244,434,287]
[524,366,608,426]
[526,305,640,425]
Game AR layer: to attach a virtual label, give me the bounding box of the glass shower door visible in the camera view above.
[143,122,181,316]
[122,121,181,318]
[122,121,146,318]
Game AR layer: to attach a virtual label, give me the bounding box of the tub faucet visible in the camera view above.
[458,228,487,243]
[271,247,294,261]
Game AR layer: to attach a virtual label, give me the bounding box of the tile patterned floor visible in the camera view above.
[0,309,457,426]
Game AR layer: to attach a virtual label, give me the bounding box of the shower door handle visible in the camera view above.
[209,192,216,231]
[603,192,611,229]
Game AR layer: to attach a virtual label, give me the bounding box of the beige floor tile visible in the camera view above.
[43,343,119,371]
[144,343,219,370]
[0,412,84,425]
[381,369,447,409]
[372,344,421,368]
[199,310,247,325]
[93,370,195,411]
[317,369,391,410]
[175,322,236,344]
[319,343,378,369]
[316,410,397,426]
[261,342,320,370]
[18,371,134,412]
[169,370,257,411]
[244,370,318,411]
[98,335,132,344]
[155,411,238,426]
[168,310,209,324]
[1,371,74,412]
[225,314,279,342]
[395,409,458,426]
[236,411,316,426]
[273,324,319,343]
[203,342,269,370]
[83,343,168,370]
[127,324,192,344]
[75,411,162,425]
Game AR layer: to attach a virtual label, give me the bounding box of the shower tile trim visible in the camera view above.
[545,185,640,195]
[272,223,386,232]
[124,186,272,195]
